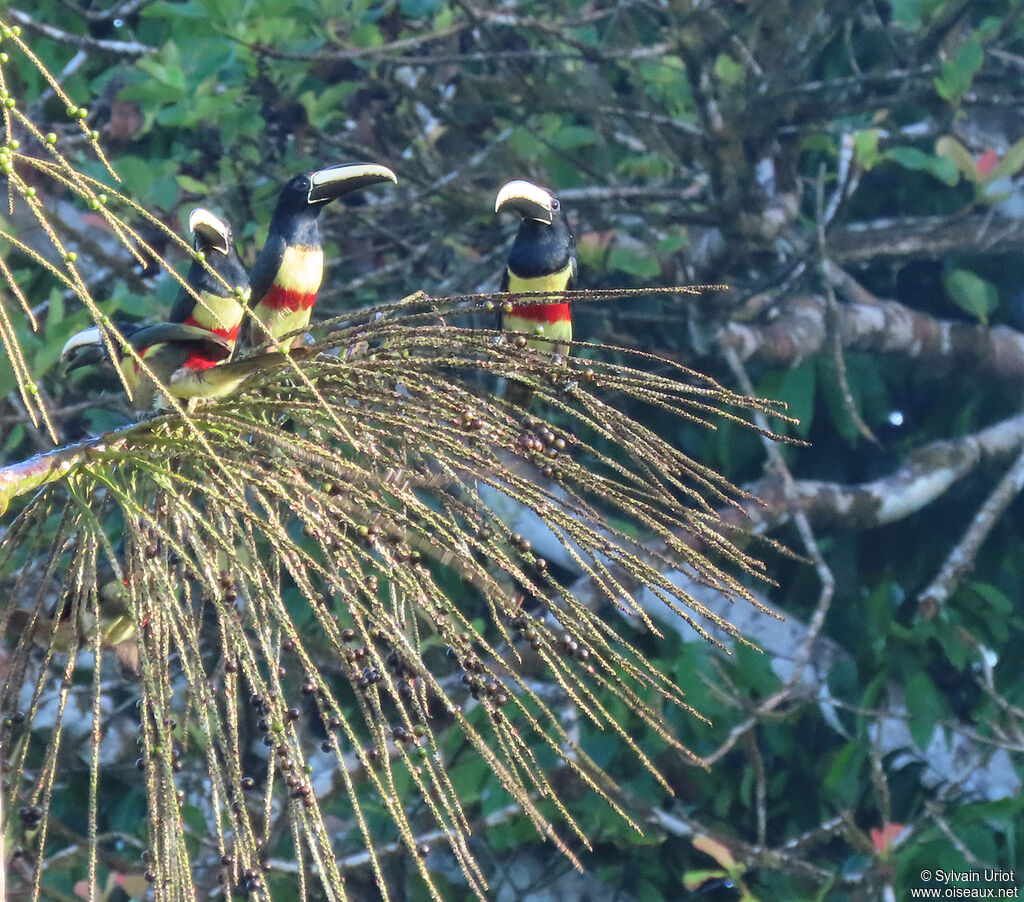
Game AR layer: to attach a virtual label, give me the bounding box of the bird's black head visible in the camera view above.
[187,208,249,299]
[273,173,318,219]
[269,163,398,244]
[495,179,575,277]
[273,163,398,218]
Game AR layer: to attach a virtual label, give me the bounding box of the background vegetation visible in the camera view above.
[2,0,1024,899]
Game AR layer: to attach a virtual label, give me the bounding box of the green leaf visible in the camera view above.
[882,146,959,186]
[934,136,976,184]
[988,137,1024,182]
[2,424,24,454]
[113,155,155,197]
[176,174,209,195]
[142,0,207,18]
[714,53,744,86]
[934,34,984,103]
[905,671,947,750]
[150,175,180,210]
[551,124,598,150]
[889,0,923,25]
[776,359,816,438]
[400,0,439,17]
[759,358,816,438]
[656,229,688,256]
[966,582,1013,616]
[608,245,660,279]
[943,268,999,324]
[636,879,667,902]
[136,56,186,91]
[853,129,882,169]
[350,22,384,47]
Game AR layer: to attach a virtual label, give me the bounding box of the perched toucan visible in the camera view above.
[238,162,398,352]
[495,179,576,355]
[494,180,576,407]
[169,207,250,349]
[63,208,252,409]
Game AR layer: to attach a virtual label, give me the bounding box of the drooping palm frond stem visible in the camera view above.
[1,300,792,900]
[0,25,795,899]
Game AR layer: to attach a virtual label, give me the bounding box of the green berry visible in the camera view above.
[65,251,77,263]
[89,130,99,141]
[45,133,57,145]
[76,107,88,119]
[0,52,8,62]
[97,193,107,204]
[194,250,205,262]
[67,105,78,117]
[23,187,35,197]
[11,26,20,37]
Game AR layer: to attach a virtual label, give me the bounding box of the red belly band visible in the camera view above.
[263,283,318,312]
[183,317,239,341]
[509,302,571,324]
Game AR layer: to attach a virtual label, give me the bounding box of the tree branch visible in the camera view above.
[721,290,1024,382]
[828,213,1024,263]
[742,410,1024,533]
[6,8,155,56]
[916,444,1024,617]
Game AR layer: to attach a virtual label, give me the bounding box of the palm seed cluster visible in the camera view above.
[0,25,791,902]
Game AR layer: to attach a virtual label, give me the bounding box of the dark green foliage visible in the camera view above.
[3,1,1024,900]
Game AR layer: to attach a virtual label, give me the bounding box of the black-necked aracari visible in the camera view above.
[170,207,250,349]
[239,162,398,352]
[63,209,252,409]
[495,179,576,357]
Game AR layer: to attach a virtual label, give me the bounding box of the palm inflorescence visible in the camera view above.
[0,25,789,902]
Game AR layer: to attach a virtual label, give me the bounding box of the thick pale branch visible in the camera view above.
[0,433,108,515]
[828,214,1024,264]
[744,411,1024,532]
[722,292,1024,381]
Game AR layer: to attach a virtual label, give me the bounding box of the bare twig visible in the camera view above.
[702,348,836,764]
[917,444,1024,617]
[6,8,155,56]
[742,729,768,846]
[815,159,878,444]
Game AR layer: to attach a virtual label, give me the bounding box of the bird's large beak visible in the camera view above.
[62,326,107,372]
[188,208,232,255]
[307,162,398,203]
[494,180,555,225]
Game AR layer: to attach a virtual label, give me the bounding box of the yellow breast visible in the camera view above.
[275,246,324,294]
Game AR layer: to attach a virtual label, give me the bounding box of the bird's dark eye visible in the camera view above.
[551,198,560,211]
